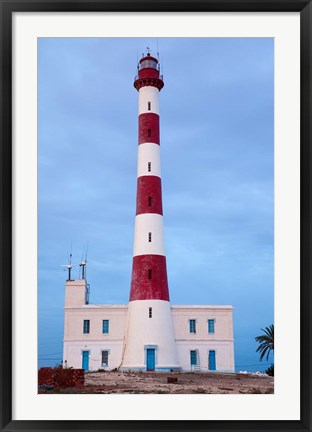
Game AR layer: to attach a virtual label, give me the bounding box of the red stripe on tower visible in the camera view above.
[139,113,160,145]
[130,255,169,301]
[136,176,163,215]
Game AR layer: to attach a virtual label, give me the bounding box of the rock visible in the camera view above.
[167,377,178,384]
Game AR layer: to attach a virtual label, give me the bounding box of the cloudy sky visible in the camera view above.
[38,37,274,372]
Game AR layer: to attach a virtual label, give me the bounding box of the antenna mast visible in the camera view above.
[156,39,160,71]
[62,252,73,281]
[79,260,87,280]
[79,243,88,280]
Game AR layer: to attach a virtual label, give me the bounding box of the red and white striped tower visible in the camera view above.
[121,51,180,371]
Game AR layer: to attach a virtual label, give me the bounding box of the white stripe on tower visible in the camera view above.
[133,213,165,256]
[138,86,160,115]
[137,143,161,178]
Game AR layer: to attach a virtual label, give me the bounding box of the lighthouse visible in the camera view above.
[120,50,180,371]
[62,49,235,374]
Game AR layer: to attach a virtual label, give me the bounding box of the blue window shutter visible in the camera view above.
[190,350,197,365]
[189,319,196,333]
[83,320,90,334]
[208,319,215,333]
[103,319,109,334]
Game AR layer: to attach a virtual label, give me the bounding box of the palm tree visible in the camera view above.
[255,324,274,361]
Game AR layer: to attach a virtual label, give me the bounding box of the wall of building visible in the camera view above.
[64,280,87,307]
[171,305,235,372]
[63,340,125,371]
[175,341,234,372]
[63,304,128,371]
[63,297,234,372]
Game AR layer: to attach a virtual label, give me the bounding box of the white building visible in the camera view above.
[63,280,234,372]
[63,51,235,373]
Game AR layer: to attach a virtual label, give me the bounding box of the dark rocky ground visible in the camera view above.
[38,371,274,394]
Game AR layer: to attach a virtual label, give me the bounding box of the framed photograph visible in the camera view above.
[1,1,311,431]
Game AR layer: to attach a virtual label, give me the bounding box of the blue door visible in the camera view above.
[146,349,155,371]
[209,350,216,371]
[82,351,89,371]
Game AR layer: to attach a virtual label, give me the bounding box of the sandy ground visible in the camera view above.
[39,371,274,394]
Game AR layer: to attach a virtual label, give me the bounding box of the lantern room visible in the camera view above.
[134,52,164,91]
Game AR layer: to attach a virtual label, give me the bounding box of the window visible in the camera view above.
[148,232,152,242]
[189,319,196,334]
[102,319,109,334]
[148,269,152,280]
[83,319,90,334]
[140,59,157,70]
[190,350,197,365]
[148,128,151,137]
[149,307,152,318]
[148,101,151,110]
[102,350,109,367]
[148,196,152,206]
[208,319,215,334]
[148,162,151,172]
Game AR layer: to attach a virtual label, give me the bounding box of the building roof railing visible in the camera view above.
[134,74,163,82]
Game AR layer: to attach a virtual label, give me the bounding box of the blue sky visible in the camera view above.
[38,37,274,372]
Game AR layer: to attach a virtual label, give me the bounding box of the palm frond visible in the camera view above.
[255,324,274,362]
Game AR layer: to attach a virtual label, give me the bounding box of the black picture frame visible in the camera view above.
[1,1,311,431]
